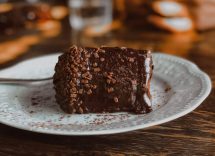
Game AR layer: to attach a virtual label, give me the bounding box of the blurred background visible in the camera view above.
[0,0,214,69]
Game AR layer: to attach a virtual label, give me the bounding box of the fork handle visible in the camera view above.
[0,77,53,84]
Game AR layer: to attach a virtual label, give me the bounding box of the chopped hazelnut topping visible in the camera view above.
[81,79,89,84]
[93,62,98,67]
[128,57,135,62]
[79,107,84,113]
[103,72,108,77]
[87,89,92,95]
[107,87,114,93]
[92,85,97,89]
[94,68,101,72]
[72,68,78,72]
[94,53,99,58]
[112,79,117,84]
[71,87,77,92]
[86,54,91,58]
[85,74,92,80]
[72,108,76,113]
[69,102,74,106]
[109,72,114,76]
[107,79,111,84]
[82,66,87,71]
[99,49,105,53]
[100,58,105,62]
[76,59,80,63]
[131,80,137,85]
[114,97,119,103]
[72,78,77,82]
[85,84,90,88]
[79,89,83,94]
[70,83,76,87]
[82,72,88,77]
[71,94,77,98]
[107,75,112,79]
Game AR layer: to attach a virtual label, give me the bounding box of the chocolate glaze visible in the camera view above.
[53,46,153,114]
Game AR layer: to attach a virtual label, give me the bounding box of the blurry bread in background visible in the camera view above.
[118,0,215,32]
[148,16,193,33]
[186,1,215,31]
[151,1,189,17]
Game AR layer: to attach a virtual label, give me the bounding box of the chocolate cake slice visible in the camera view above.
[53,46,153,114]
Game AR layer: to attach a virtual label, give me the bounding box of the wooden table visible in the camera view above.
[0,16,215,156]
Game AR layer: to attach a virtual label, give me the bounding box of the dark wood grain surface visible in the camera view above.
[0,14,215,156]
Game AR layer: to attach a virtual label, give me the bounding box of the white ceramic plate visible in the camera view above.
[0,53,211,135]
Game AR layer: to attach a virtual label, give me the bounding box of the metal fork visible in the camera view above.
[0,77,53,84]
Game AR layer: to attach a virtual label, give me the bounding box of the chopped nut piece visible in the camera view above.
[107,79,111,84]
[72,78,77,82]
[69,102,74,106]
[107,75,112,79]
[85,107,89,112]
[81,79,89,84]
[72,68,78,72]
[114,97,119,103]
[71,94,77,98]
[103,72,108,77]
[82,66,87,71]
[165,86,171,92]
[86,54,91,58]
[82,72,88,77]
[94,53,99,58]
[70,82,76,87]
[107,87,114,93]
[112,79,117,84]
[100,57,105,62]
[72,73,77,77]
[71,87,77,92]
[131,80,137,85]
[93,62,98,67]
[85,74,92,80]
[87,89,92,95]
[100,49,105,53]
[79,64,83,68]
[128,57,135,62]
[72,108,76,113]
[79,89,83,94]
[109,72,114,76]
[94,68,101,72]
[85,84,90,88]
[79,107,84,113]
[76,59,80,63]
[92,85,97,89]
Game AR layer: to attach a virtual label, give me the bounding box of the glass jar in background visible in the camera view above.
[68,0,112,35]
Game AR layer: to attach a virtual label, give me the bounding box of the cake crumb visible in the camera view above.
[165,86,171,92]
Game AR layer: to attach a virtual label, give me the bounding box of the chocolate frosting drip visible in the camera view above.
[53,46,153,114]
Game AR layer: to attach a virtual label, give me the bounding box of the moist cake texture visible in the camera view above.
[53,46,153,114]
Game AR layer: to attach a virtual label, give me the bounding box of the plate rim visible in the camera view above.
[0,53,212,135]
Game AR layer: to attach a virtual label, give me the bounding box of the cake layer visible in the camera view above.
[53,46,153,114]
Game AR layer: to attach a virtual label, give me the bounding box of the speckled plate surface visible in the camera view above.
[0,53,211,135]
